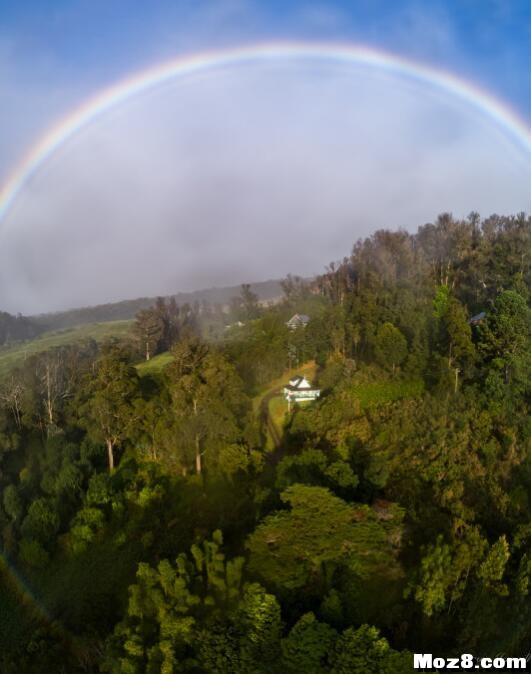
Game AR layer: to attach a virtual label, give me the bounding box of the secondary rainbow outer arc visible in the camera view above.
[1,40,531,226]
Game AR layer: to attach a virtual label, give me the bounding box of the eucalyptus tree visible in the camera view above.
[167,338,249,475]
[79,344,139,471]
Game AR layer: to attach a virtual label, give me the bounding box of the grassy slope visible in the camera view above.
[0,320,133,379]
[135,351,173,376]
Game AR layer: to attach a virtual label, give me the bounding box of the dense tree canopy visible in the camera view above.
[0,211,528,672]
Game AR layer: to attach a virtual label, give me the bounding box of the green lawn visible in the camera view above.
[268,395,287,428]
[135,351,173,376]
[0,320,133,379]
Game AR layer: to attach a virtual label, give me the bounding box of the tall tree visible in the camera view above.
[168,339,248,475]
[79,346,139,471]
[373,322,407,374]
[133,308,164,361]
[442,298,475,392]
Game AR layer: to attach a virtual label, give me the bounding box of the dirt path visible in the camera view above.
[259,389,282,448]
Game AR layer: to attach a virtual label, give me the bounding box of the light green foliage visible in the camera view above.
[281,612,337,673]
[20,498,59,544]
[0,320,131,380]
[433,285,450,319]
[67,507,106,554]
[3,485,22,522]
[168,339,249,474]
[480,291,530,360]
[247,485,403,592]
[477,536,510,595]
[444,299,474,362]
[85,472,113,506]
[327,625,411,674]
[409,528,487,616]
[197,583,282,673]
[373,323,408,373]
[18,538,49,568]
[324,461,359,489]
[135,352,173,376]
[319,589,344,627]
[105,531,281,674]
[479,290,530,396]
[409,536,453,616]
[515,554,531,597]
[79,345,139,471]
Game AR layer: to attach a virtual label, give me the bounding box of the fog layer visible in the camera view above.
[1,62,530,313]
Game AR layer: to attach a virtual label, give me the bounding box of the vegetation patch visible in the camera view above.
[0,320,132,379]
[351,378,424,409]
[135,351,173,376]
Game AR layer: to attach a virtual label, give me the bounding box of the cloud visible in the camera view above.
[1,61,530,314]
[0,1,530,313]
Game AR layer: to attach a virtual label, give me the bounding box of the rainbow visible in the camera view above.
[1,41,531,224]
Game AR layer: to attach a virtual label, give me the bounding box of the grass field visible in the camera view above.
[0,320,133,379]
[135,351,173,376]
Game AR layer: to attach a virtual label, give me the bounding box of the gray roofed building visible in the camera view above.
[468,311,486,325]
[286,313,310,329]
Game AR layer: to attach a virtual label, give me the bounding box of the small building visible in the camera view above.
[224,321,245,330]
[468,311,486,326]
[283,375,320,405]
[286,313,310,329]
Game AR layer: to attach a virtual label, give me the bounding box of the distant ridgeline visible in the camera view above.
[0,311,43,346]
[29,279,283,331]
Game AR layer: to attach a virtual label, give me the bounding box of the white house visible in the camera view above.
[286,313,310,329]
[283,375,320,405]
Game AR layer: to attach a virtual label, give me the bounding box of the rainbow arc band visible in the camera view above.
[1,41,531,226]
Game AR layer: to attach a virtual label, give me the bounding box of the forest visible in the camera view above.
[0,211,529,673]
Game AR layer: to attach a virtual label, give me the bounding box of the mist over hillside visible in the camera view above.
[28,278,284,331]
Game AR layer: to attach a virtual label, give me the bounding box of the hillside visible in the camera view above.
[29,279,284,331]
[0,320,132,378]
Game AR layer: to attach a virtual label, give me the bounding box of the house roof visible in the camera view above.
[286,313,310,326]
[468,311,486,324]
[284,375,319,392]
[288,375,310,388]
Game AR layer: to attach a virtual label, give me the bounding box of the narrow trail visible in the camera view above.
[259,389,282,449]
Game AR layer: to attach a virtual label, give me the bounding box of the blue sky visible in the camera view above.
[2,1,530,109]
[2,0,531,174]
[1,1,530,312]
